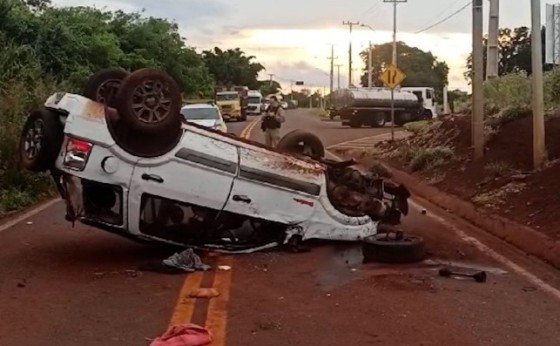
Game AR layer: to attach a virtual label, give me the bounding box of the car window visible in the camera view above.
[180,108,220,120]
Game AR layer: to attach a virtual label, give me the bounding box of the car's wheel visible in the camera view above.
[105,108,182,158]
[277,130,325,158]
[371,112,386,128]
[19,108,64,172]
[362,232,425,264]
[83,68,129,108]
[349,118,362,128]
[116,68,182,134]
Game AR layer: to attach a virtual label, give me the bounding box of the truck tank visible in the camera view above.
[331,87,420,110]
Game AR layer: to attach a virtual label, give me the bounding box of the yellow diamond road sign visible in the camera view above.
[379,64,406,89]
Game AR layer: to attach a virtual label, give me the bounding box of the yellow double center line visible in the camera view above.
[167,118,259,344]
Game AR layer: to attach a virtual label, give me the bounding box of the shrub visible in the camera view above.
[403,120,429,134]
[408,146,454,172]
[369,160,391,178]
[483,72,531,114]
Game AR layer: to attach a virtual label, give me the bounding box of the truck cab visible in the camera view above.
[400,87,438,119]
[246,90,263,115]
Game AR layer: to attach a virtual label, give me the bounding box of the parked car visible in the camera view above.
[18,68,410,253]
[180,103,227,132]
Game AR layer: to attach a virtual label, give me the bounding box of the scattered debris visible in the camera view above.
[26,221,33,225]
[217,265,231,271]
[150,323,212,346]
[438,268,487,283]
[189,288,220,299]
[456,248,466,258]
[522,286,537,292]
[421,209,427,215]
[162,248,211,273]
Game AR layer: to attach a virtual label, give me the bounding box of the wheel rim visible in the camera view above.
[131,79,172,124]
[95,79,122,104]
[24,118,44,160]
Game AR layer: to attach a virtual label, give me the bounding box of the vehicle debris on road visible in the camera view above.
[438,267,487,283]
[162,248,211,273]
[150,323,212,346]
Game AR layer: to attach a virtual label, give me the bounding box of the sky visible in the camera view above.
[53,0,542,93]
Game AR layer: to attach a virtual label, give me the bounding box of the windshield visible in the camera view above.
[216,93,238,101]
[180,107,220,120]
[247,96,261,104]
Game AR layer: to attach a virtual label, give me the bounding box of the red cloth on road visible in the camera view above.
[150,323,212,346]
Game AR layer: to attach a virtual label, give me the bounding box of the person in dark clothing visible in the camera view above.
[260,96,285,148]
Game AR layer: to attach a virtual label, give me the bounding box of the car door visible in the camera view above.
[223,144,324,224]
[127,128,239,242]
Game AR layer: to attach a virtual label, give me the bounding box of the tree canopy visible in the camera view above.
[0,0,269,212]
[464,26,551,82]
[359,41,449,99]
[202,47,265,90]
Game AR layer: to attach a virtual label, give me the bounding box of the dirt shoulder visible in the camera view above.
[332,114,560,267]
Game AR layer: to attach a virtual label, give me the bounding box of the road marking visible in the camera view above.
[205,256,233,345]
[168,272,204,327]
[168,120,255,338]
[327,148,560,302]
[0,198,61,233]
[409,199,560,302]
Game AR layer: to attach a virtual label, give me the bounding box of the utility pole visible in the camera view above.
[368,41,373,87]
[267,73,274,86]
[384,0,406,141]
[531,0,547,168]
[486,0,499,79]
[327,44,338,104]
[342,20,360,87]
[335,64,343,89]
[472,0,484,159]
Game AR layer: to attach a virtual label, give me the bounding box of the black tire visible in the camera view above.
[116,68,182,134]
[349,118,362,128]
[19,108,64,172]
[371,112,386,128]
[393,113,410,127]
[83,68,129,108]
[423,109,433,120]
[362,232,425,264]
[277,130,325,158]
[105,108,182,158]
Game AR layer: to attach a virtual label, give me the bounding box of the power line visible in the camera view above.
[414,1,470,34]
[415,0,463,31]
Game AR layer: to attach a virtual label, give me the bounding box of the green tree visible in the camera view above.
[202,47,265,89]
[359,41,449,100]
[464,26,551,82]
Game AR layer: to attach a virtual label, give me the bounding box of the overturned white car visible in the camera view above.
[19,68,410,253]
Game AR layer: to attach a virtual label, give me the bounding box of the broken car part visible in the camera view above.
[438,268,487,283]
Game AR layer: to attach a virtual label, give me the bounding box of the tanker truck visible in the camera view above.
[329,87,435,128]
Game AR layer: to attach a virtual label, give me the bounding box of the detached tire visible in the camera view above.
[83,68,129,108]
[362,232,425,264]
[19,108,64,172]
[277,130,325,158]
[116,68,182,134]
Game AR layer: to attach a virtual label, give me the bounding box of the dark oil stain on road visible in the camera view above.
[314,244,363,291]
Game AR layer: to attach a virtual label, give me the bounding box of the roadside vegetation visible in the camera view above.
[0,0,270,217]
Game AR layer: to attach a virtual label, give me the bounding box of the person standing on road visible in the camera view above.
[260,96,285,148]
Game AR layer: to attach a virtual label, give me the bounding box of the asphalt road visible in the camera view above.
[1,109,560,345]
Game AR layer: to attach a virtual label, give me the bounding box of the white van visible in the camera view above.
[246,90,263,115]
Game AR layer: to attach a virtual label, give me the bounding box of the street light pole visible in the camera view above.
[531,0,547,168]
